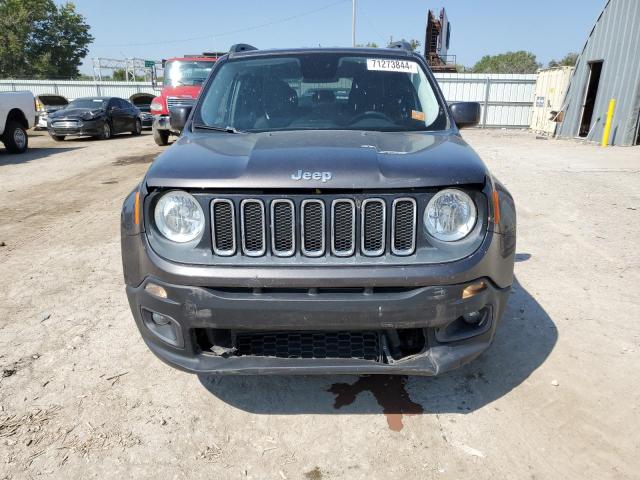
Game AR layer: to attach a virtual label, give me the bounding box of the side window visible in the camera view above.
[107,99,118,110]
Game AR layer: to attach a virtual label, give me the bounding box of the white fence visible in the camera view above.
[0,79,156,99]
[1,73,538,128]
[435,73,537,128]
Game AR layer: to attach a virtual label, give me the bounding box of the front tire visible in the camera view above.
[98,122,112,140]
[132,119,142,136]
[153,127,170,146]
[2,121,28,153]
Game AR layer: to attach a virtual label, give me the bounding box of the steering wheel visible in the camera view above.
[348,110,395,125]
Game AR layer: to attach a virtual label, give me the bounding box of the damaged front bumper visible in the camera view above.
[126,276,509,375]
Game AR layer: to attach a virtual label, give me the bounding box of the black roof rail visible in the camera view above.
[387,40,413,52]
[229,44,258,53]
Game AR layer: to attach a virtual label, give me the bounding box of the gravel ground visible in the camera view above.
[0,129,638,479]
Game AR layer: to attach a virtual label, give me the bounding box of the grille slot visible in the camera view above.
[392,198,417,256]
[301,199,325,257]
[331,199,356,257]
[211,199,236,256]
[235,331,380,360]
[271,200,295,257]
[166,97,196,109]
[240,200,266,256]
[361,199,386,256]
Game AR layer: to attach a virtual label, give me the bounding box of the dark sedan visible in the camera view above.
[47,97,142,141]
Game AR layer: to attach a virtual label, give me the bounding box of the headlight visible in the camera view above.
[154,191,205,243]
[150,101,163,112]
[424,189,477,242]
[82,110,101,120]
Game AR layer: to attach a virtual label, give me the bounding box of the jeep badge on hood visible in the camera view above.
[291,170,332,182]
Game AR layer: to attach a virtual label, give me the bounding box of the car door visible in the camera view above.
[120,99,137,130]
[109,98,127,133]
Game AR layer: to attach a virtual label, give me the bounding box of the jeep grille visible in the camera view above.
[210,195,418,259]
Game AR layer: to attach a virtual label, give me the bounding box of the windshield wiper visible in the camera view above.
[193,124,244,134]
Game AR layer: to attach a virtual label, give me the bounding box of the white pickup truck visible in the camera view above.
[0,91,36,154]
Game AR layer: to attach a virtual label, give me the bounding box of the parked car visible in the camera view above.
[35,94,68,130]
[0,91,35,154]
[129,93,155,129]
[121,43,516,376]
[137,105,153,129]
[47,96,142,141]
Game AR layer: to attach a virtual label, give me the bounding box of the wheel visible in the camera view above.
[153,127,170,146]
[132,119,142,136]
[50,135,65,142]
[2,121,28,153]
[98,122,112,140]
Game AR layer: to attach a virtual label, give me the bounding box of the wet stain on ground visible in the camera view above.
[327,375,424,431]
[112,152,156,166]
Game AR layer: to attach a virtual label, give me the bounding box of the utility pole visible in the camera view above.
[352,0,356,47]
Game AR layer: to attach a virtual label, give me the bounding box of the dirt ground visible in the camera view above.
[1,129,639,479]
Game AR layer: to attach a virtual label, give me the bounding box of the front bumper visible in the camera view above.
[48,119,102,137]
[153,115,175,133]
[127,275,509,375]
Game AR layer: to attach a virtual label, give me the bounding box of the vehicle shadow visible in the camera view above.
[197,274,557,416]
[0,146,81,165]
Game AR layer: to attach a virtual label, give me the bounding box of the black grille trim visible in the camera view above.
[391,198,417,256]
[361,198,386,257]
[240,199,266,257]
[301,199,326,257]
[235,331,381,361]
[211,199,236,256]
[207,195,419,259]
[270,199,296,257]
[331,199,356,257]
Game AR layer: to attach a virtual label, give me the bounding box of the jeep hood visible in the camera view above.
[144,130,489,189]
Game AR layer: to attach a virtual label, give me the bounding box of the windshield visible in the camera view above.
[164,60,214,87]
[67,98,106,109]
[197,53,447,132]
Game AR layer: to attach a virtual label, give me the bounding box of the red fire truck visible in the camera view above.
[150,53,222,146]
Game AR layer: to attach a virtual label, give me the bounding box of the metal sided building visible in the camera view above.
[556,0,640,146]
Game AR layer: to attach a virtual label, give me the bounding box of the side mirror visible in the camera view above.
[169,105,192,132]
[449,102,481,129]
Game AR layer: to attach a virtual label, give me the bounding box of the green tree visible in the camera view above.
[111,68,144,82]
[356,42,379,48]
[0,0,93,78]
[112,68,127,81]
[471,51,540,74]
[548,52,579,68]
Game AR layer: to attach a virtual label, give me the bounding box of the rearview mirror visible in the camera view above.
[449,102,482,129]
[169,106,192,132]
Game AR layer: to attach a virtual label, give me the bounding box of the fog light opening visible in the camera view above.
[141,309,183,348]
[152,312,171,326]
[145,282,167,299]
[462,310,483,325]
[462,281,487,299]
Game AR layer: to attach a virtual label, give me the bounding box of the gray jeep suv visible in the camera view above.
[121,43,516,375]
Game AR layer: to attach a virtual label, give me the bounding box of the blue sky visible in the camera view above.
[61,0,605,74]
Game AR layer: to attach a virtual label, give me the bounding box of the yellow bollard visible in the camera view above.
[602,99,616,147]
